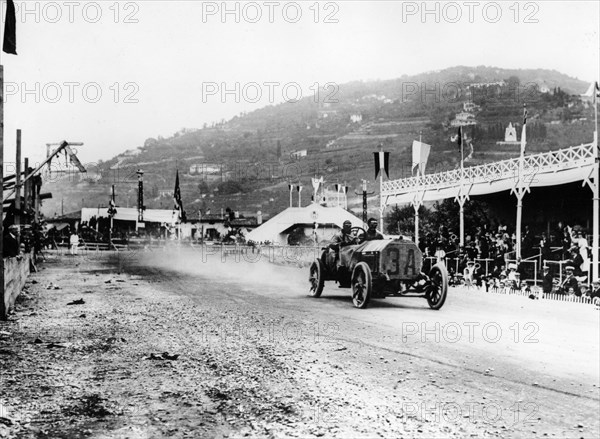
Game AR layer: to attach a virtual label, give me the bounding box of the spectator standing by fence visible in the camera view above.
[3,226,19,258]
[69,232,80,256]
[542,266,554,295]
[560,266,580,296]
[589,280,600,304]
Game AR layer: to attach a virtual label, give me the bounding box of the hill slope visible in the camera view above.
[41,66,595,220]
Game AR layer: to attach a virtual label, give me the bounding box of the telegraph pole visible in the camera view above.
[355,180,375,229]
[137,169,144,227]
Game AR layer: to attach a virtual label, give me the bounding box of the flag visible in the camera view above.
[455,126,463,153]
[2,0,17,55]
[411,140,431,176]
[288,184,293,192]
[296,185,302,193]
[464,141,474,162]
[373,151,390,179]
[173,169,183,214]
[583,81,600,102]
[108,196,117,216]
[520,105,527,155]
[311,176,323,193]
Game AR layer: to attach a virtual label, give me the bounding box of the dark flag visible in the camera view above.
[373,151,390,179]
[2,0,17,55]
[174,170,185,221]
[456,126,462,153]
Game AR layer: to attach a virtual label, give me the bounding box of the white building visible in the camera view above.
[505,123,517,142]
[350,114,363,123]
[290,149,307,159]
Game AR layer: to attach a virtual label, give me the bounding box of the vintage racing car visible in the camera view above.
[309,227,448,309]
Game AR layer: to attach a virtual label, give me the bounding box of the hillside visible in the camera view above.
[41,66,595,220]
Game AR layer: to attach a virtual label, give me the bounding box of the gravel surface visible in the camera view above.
[1,250,598,438]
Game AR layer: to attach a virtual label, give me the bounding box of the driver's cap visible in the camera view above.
[343,220,352,227]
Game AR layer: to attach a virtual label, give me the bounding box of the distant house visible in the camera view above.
[505,123,517,142]
[463,102,481,113]
[190,164,221,175]
[450,112,477,127]
[350,114,363,123]
[539,82,551,94]
[469,81,505,88]
[496,122,520,145]
[318,110,338,119]
[290,149,307,159]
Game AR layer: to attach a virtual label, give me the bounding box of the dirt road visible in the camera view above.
[1,250,598,438]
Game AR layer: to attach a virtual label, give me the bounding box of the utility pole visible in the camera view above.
[1,65,5,320]
[108,185,117,247]
[355,180,375,229]
[137,169,145,225]
[15,129,21,253]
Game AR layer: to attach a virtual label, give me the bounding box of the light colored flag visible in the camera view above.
[311,177,323,193]
[582,81,600,100]
[412,140,431,176]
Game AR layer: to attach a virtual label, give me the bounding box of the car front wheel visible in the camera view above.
[351,262,372,309]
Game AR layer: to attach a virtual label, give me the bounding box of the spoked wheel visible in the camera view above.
[427,263,448,310]
[309,259,325,297]
[351,262,372,309]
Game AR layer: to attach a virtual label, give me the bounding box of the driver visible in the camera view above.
[364,218,384,241]
[327,220,357,268]
[330,220,357,249]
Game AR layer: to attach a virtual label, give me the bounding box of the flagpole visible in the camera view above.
[592,87,599,281]
[378,145,384,229]
[0,65,5,320]
[459,126,465,248]
[515,104,527,261]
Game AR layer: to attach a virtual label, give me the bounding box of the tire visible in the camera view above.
[309,259,325,298]
[427,263,448,310]
[351,262,372,309]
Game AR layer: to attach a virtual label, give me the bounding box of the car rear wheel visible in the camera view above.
[427,263,448,310]
[309,259,325,297]
[351,262,372,309]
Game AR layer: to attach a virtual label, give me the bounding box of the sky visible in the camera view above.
[1,0,599,167]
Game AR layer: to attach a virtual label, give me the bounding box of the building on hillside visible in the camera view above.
[539,82,551,94]
[496,122,521,145]
[463,102,481,113]
[246,204,362,246]
[290,149,307,159]
[450,112,477,127]
[350,114,363,123]
[505,123,517,142]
